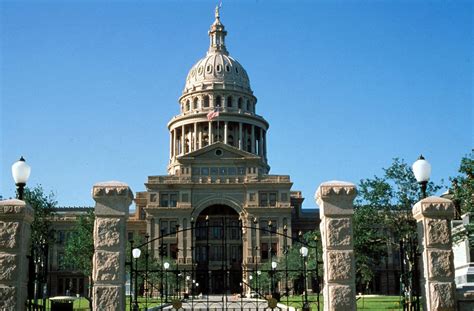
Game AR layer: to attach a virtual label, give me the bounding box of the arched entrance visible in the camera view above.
[194,205,243,294]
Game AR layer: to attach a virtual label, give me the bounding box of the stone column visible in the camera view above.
[259,128,263,156]
[224,121,228,144]
[181,125,185,154]
[194,122,198,151]
[238,122,243,150]
[92,182,133,311]
[315,181,357,311]
[251,125,255,154]
[0,199,33,311]
[412,196,456,310]
[209,121,213,144]
[172,129,176,159]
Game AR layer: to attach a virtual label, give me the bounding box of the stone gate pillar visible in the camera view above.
[315,181,357,311]
[92,182,133,311]
[0,199,33,311]
[412,196,456,311]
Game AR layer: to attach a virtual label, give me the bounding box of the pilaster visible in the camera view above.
[92,181,133,311]
[0,199,33,311]
[315,181,357,311]
[413,196,456,311]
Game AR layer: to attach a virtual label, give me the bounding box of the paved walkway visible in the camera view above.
[161,295,293,310]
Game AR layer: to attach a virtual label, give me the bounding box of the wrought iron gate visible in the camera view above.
[128,217,321,310]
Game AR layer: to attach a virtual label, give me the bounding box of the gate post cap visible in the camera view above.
[412,196,454,219]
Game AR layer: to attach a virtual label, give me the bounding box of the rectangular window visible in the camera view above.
[281,192,288,202]
[228,167,236,175]
[261,243,269,260]
[170,243,178,259]
[159,192,179,207]
[160,220,169,235]
[170,221,177,236]
[169,193,178,207]
[238,167,245,175]
[259,191,278,207]
[150,193,157,202]
[259,193,267,207]
[201,167,209,175]
[192,167,200,175]
[219,167,227,175]
[210,167,218,175]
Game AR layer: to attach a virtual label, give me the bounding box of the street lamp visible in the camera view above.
[271,261,277,298]
[300,246,310,311]
[132,248,141,311]
[412,155,431,199]
[164,262,170,302]
[11,156,31,200]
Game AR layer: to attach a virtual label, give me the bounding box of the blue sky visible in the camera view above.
[1,0,472,208]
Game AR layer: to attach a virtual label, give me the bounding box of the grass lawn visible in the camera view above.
[36,295,402,310]
[282,294,401,310]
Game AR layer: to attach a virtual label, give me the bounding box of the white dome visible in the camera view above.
[182,8,252,95]
[184,52,251,94]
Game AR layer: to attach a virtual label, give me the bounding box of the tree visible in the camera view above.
[354,158,442,293]
[64,210,94,307]
[24,185,57,246]
[450,152,474,246]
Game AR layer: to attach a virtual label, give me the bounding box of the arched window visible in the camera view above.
[246,100,250,111]
[193,97,198,109]
[238,98,243,109]
[203,96,210,108]
[186,100,190,111]
[215,96,221,107]
[227,96,233,108]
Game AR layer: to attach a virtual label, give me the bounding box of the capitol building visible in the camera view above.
[49,8,317,296]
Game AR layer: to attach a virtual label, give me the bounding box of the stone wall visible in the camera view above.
[315,181,357,311]
[0,199,33,311]
[92,182,133,311]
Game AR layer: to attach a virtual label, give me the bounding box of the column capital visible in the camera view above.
[315,181,357,216]
[92,181,133,215]
[412,196,454,221]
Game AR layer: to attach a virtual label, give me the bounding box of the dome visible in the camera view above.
[184,52,251,94]
[182,7,252,95]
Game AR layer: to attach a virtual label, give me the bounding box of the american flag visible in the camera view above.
[207,107,220,121]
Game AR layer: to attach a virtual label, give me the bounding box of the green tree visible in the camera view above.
[450,152,474,246]
[64,210,94,307]
[354,158,442,293]
[24,185,57,246]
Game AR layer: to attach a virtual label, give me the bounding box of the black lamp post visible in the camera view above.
[164,261,170,303]
[412,155,432,199]
[132,248,141,311]
[11,156,31,200]
[271,261,277,297]
[300,246,310,311]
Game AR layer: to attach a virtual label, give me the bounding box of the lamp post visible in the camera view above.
[300,246,310,311]
[132,248,141,311]
[11,156,31,200]
[164,262,170,302]
[412,155,431,199]
[271,261,277,298]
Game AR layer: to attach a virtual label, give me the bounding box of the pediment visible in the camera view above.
[178,142,260,161]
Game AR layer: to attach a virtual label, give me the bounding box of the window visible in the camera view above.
[228,167,236,175]
[193,97,198,109]
[170,244,178,259]
[259,191,278,207]
[249,193,256,201]
[238,98,243,109]
[281,193,288,202]
[150,193,157,202]
[201,167,209,175]
[227,96,232,107]
[203,96,210,108]
[215,96,221,107]
[186,100,190,111]
[246,100,250,111]
[160,220,169,235]
[216,64,222,72]
[160,192,178,207]
[225,65,230,72]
